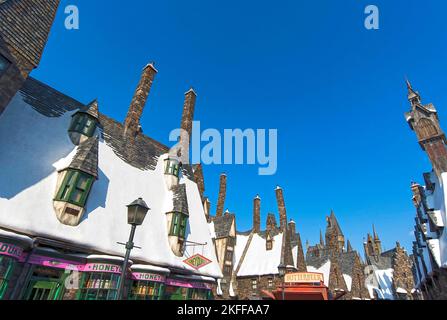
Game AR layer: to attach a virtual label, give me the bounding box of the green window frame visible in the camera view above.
[0,256,15,300]
[188,288,213,300]
[170,212,188,238]
[78,272,119,300]
[128,280,164,300]
[69,113,97,137]
[165,159,180,177]
[55,170,94,207]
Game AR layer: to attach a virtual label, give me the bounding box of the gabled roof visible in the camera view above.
[67,136,99,178]
[0,0,60,67]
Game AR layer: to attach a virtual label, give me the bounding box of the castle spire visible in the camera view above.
[347,240,353,252]
[320,230,324,246]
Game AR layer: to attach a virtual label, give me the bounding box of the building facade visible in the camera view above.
[405,81,447,299]
[0,1,221,300]
[306,212,370,300]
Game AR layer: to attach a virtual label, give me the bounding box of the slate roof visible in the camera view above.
[67,136,99,178]
[20,78,83,117]
[213,213,235,239]
[0,0,60,66]
[172,184,189,215]
[306,250,331,269]
[20,77,171,172]
[328,211,344,236]
[339,251,357,276]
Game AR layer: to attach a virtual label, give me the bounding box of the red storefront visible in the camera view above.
[263,272,329,300]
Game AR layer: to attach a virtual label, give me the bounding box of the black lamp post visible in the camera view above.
[277,263,286,301]
[116,197,150,300]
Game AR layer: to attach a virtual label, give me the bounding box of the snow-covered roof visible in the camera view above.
[343,274,352,292]
[307,260,331,287]
[374,269,394,300]
[236,233,283,277]
[130,264,170,274]
[0,79,222,279]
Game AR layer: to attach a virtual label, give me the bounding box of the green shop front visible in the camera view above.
[0,231,33,300]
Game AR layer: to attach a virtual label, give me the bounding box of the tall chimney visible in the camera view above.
[275,186,287,232]
[124,63,158,137]
[216,173,227,217]
[193,164,205,200]
[253,195,261,233]
[179,88,197,149]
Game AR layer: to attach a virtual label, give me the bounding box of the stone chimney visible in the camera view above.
[275,186,287,232]
[124,63,158,137]
[193,164,205,201]
[179,88,197,151]
[253,195,261,233]
[216,173,227,217]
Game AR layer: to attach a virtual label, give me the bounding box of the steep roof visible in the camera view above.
[212,214,235,239]
[171,184,189,216]
[66,136,99,178]
[0,0,60,66]
[327,211,344,236]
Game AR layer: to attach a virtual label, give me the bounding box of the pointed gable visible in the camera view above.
[66,136,99,178]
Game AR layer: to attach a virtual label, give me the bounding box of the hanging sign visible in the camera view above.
[83,263,122,274]
[183,254,212,270]
[166,278,212,290]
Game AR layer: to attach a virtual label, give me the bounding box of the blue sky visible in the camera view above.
[33,0,447,255]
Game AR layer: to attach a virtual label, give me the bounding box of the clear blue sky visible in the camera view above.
[33,0,447,255]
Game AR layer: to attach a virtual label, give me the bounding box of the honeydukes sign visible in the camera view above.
[285,272,324,284]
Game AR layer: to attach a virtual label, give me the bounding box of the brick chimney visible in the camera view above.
[124,63,158,137]
[193,164,205,201]
[216,173,227,217]
[253,195,261,233]
[275,186,287,232]
[179,88,197,152]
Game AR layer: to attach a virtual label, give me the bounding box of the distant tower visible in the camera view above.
[373,224,382,255]
[405,80,447,177]
[325,210,345,255]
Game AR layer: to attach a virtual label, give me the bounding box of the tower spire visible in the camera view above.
[347,240,353,252]
[320,229,324,246]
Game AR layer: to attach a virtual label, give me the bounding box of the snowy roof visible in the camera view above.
[0,228,34,246]
[374,269,394,300]
[343,274,352,291]
[307,260,331,287]
[0,78,222,279]
[236,233,283,277]
[131,264,170,274]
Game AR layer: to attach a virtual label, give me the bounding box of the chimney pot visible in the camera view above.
[253,195,261,233]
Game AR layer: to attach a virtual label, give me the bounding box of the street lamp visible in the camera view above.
[277,263,286,301]
[116,198,150,300]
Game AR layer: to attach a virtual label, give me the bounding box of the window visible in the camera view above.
[251,279,257,290]
[0,55,10,76]
[55,170,94,207]
[78,272,120,300]
[69,113,97,137]
[188,288,213,300]
[266,240,273,251]
[225,250,233,261]
[170,212,188,238]
[165,159,181,177]
[224,265,232,275]
[268,278,273,288]
[0,256,15,300]
[128,281,164,300]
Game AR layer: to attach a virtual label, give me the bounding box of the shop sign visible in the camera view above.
[28,255,83,271]
[183,254,212,270]
[284,272,324,284]
[166,278,212,290]
[131,272,166,282]
[83,263,122,274]
[0,242,23,260]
